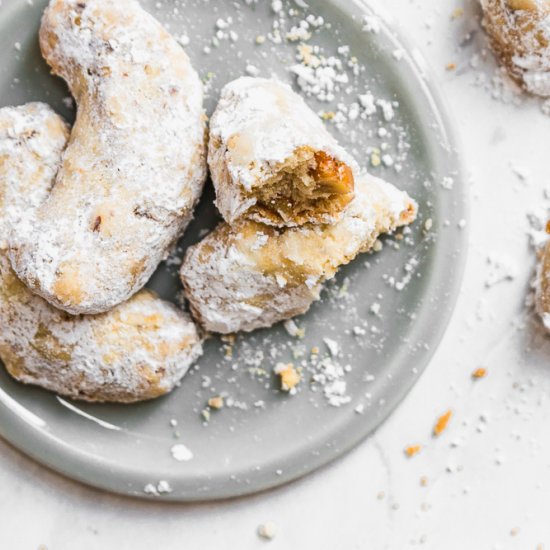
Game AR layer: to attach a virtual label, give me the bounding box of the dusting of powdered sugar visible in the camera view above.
[208,76,359,224]
[144,480,173,496]
[8,0,208,315]
[181,173,417,335]
[171,443,194,462]
[0,103,203,403]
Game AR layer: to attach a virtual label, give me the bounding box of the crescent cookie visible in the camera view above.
[9,0,207,315]
[208,77,358,228]
[0,103,202,403]
[181,174,417,334]
[481,0,550,96]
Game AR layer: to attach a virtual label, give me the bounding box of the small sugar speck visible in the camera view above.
[258,522,277,540]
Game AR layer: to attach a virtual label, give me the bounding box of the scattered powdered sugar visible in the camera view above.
[441,176,454,190]
[144,480,173,496]
[312,356,352,407]
[384,254,421,292]
[257,522,277,540]
[171,443,194,462]
[177,33,190,47]
[362,15,382,34]
[375,99,395,122]
[291,49,349,102]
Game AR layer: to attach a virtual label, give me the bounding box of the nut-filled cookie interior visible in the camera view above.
[247,148,355,226]
[209,77,359,227]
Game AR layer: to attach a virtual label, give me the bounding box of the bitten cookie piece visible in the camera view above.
[481,0,550,96]
[209,77,358,227]
[9,0,207,315]
[181,174,417,334]
[0,103,202,403]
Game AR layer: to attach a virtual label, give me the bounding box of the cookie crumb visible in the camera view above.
[471,367,487,379]
[208,396,224,409]
[275,363,301,392]
[404,444,422,458]
[433,409,452,437]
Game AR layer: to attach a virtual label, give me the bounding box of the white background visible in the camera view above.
[3,0,550,548]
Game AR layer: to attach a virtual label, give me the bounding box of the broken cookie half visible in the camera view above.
[208,77,357,227]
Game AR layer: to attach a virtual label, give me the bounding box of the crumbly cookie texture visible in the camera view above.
[0,103,202,403]
[481,0,550,96]
[535,230,550,330]
[181,174,417,334]
[9,0,207,315]
[209,76,358,228]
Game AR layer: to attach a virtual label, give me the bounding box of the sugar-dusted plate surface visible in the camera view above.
[0,0,467,501]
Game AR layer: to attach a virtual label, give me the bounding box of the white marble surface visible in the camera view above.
[2,0,550,548]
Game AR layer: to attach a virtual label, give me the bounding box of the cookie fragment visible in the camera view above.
[209,77,358,227]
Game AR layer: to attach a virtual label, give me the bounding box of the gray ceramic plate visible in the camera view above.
[0,0,467,501]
